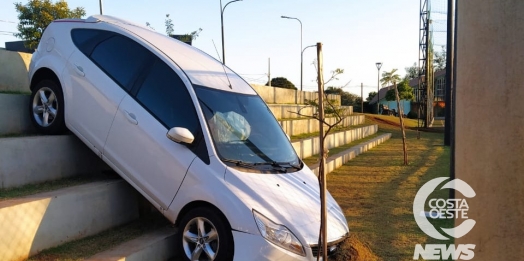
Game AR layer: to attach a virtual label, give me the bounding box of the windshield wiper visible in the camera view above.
[254,161,302,171]
[221,158,256,169]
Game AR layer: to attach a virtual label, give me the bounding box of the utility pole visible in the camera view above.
[444,0,454,145]
[99,0,103,15]
[268,58,271,86]
[361,83,364,113]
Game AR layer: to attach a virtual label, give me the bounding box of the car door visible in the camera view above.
[66,29,152,155]
[103,57,205,209]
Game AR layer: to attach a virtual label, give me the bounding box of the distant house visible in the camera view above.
[368,85,412,115]
[369,70,446,117]
[411,70,447,118]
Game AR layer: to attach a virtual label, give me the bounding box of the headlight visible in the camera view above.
[253,209,306,256]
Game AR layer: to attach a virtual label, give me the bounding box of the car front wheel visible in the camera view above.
[178,207,234,261]
[29,79,66,135]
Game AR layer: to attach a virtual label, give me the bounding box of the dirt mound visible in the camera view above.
[332,234,379,261]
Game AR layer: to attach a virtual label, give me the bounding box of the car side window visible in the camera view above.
[90,35,152,91]
[136,58,200,136]
[71,29,113,57]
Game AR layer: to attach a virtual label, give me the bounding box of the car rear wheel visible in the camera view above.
[30,80,66,135]
[178,207,234,261]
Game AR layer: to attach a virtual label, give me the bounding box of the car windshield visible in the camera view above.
[194,85,302,173]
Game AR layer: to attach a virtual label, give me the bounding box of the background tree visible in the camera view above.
[165,14,174,36]
[385,79,414,102]
[404,62,421,80]
[147,14,202,43]
[381,69,409,165]
[366,91,377,102]
[381,68,402,90]
[14,0,85,50]
[434,46,446,71]
[325,87,359,106]
[266,77,297,90]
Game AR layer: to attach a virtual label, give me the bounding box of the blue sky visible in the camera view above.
[0,0,431,96]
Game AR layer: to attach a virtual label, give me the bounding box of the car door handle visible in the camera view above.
[124,110,138,125]
[73,64,85,77]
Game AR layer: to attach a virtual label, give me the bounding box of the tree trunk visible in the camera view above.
[394,82,409,165]
[316,42,328,261]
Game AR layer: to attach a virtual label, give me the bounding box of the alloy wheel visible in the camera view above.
[32,87,58,127]
[182,216,220,261]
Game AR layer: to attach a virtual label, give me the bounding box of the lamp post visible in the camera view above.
[221,0,242,65]
[99,0,103,14]
[302,44,316,86]
[376,62,382,114]
[281,15,303,91]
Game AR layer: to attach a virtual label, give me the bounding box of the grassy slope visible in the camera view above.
[330,116,452,261]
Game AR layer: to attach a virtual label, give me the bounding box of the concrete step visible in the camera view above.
[0,93,34,136]
[268,103,352,120]
[0,180,139,261]
[0,135,109,189]
[278,114,365,136]
[310,133,392,176]
[292,124,378,159]
[86,226,177,261]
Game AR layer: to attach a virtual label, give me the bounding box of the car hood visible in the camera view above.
[224,165,349,244]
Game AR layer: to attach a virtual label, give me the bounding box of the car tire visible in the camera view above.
[29,79,66,135]
[178,207,234,261]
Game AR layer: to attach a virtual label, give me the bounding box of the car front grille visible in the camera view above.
[310,240,343,257]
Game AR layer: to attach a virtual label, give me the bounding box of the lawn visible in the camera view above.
[330,116,453,261]
[365,114,421,128]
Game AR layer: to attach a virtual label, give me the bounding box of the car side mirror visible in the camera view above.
[167,127,194,145]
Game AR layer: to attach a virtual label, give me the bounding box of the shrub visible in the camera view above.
[407,110,418,119]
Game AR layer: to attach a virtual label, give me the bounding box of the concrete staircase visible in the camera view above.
[0,85,391,260]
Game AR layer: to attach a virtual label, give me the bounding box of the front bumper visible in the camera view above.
[232,231,344,261]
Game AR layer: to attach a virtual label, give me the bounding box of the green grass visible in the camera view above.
[365,113,421,128]
[290,123,372,142]
[329,115,452,261]
[0,132,36,138]
[27,212,170,261]
[0,90,31,95]
[0,173,117,201]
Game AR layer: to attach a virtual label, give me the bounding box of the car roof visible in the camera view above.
[79,15,257,95]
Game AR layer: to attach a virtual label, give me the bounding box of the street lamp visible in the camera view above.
[376,62,382,114]
[221,0,242,65]
[99,0,103,14]
[302,44,316,82]
[281,15,303,91]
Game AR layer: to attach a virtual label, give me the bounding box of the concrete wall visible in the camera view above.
[455,1,524,260]
[268,104,353,120]
[0,48,31,93]
[379,99,411,115]
[251,84,341,105]
[278,115,364,137]
[292,125,377,159]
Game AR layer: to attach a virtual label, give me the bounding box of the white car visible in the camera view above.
[28,15,349,261]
